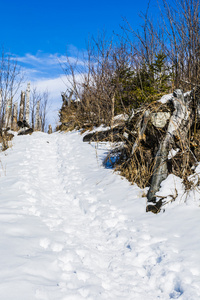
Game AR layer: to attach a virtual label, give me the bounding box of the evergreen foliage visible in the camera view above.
[113,53,171,114]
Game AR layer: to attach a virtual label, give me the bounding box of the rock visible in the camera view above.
[18,128,33,135]
[151,112,171,128]
[17,120,30,128]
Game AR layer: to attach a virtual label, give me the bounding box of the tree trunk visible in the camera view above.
[5,98,12,128]
[146,89,193,212]
[25,83,30,124]
[35,101,41,131]
[19,91,25,122]
[12,102,18,131]
[48,124,52,134]
[0,89,2,123]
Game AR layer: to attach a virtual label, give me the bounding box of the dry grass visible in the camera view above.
[105,99,200,193]
[0,129,14,151]
[117,146,154,188]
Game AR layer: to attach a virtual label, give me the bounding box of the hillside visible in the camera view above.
[0,131,199,299]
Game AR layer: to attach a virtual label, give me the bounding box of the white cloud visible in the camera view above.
[15,51,87,81]
[17,53,42,64]
[13,51,87,130]
[32,75,68,98]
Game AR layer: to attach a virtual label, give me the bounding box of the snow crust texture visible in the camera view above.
[0,131,200,299]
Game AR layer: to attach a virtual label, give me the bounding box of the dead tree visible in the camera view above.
[61,90,73,108]
[35,100,41,131]
[40,91,49,132]
[48,124,52,134]
[126,88,200,212]
[0,89,2,123]
[146,89,194,211]
[12,102,18,131]
[5,98,12,128]
[0,49,23,128]
[25,83,30,124]
[19,91,25,122]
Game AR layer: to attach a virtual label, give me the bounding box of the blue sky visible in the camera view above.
[0,0,159,127]
[1,0,157,56]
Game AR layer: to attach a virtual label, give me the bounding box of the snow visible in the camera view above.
[158,91,191,104]
[0,131,200,299]
[168,148,180,159]
[158,93,173,104]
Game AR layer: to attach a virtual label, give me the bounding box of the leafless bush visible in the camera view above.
[122,0,200,91]
[61,34,139,130]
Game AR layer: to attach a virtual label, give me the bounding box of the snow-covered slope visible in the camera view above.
[0,131,199,300]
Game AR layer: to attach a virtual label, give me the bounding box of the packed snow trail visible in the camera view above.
[0,131,200,300]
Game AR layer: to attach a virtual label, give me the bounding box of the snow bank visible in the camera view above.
[0,131,199,299]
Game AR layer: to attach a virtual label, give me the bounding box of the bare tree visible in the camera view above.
[0,48,23,128]
[61,33,136,130]
[30,87,50,132]
[25,82,30,124]
[40,90,49,132]
[30,87,41,130]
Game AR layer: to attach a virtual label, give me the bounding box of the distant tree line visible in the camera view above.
[0,48,50,133]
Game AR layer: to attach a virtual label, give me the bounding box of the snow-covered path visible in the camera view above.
[0,131,200,300]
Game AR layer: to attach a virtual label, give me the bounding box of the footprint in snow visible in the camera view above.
[39,238,50,249]
[51,243,64,252]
